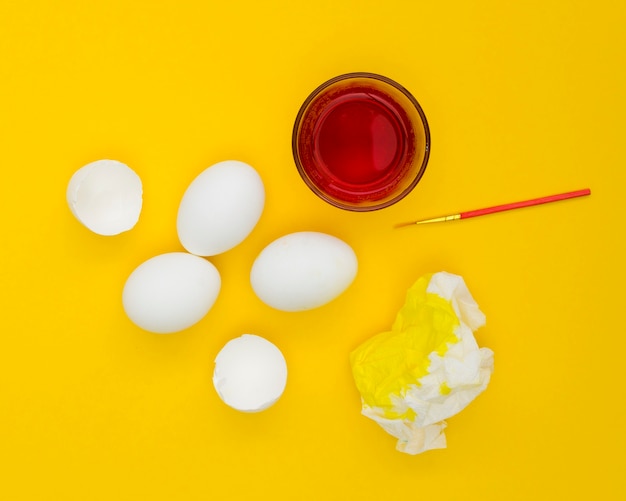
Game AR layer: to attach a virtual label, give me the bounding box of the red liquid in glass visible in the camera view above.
[297,83,416,203]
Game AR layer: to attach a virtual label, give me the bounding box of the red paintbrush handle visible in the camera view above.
[460,188,591,219]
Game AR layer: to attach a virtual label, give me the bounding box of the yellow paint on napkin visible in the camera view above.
[350,272,494,454]
[350,274,460,417]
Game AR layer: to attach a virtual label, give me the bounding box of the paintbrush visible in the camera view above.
[395,188,591,228]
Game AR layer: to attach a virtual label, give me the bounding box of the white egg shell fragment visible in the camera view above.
[66,159,142,236]
[250,231,358,312]
[176,160,265,256]
[213,334,288,412]
[122,252,221,334]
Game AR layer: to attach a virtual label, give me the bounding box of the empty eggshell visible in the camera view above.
[67,159,142,236]
[177,160,265,256]
[213,334,287,412]
[250,231,358,311]
[122,252,221,334]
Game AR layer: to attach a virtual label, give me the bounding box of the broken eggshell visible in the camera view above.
[67,159,143,236]
[213,334,288,412]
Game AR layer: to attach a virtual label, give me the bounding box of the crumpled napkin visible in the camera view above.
[350,272,494,455]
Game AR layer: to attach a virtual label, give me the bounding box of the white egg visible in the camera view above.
[122,252,221,334]
[213,334,287,412]
[250,231,358,311]
[176,160,265,256]
[66,159,142,236]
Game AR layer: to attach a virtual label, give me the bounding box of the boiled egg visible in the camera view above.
[177,160,265,256]
[250,231,358,311]
[122,252,221,334]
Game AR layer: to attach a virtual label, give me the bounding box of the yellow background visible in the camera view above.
[1,0,625,499]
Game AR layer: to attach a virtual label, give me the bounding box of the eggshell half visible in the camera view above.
[250,231,358,311]
[177,160,265,256]
[67,159,142,236]
[122,252,221,334]
[213,334,288,412]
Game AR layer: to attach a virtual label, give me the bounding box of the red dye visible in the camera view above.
[297,84,416,203]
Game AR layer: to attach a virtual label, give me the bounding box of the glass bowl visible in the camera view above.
[292,72,430,211]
